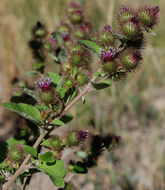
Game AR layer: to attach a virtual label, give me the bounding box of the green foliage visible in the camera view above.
[39,151,54,163]
[91,80,112,90]
[37,160,66,188]
[7,137,26,147]
[51,119,65,126]
[41,139,52,148]
[2,103,44,126]
[78,40,101,57]
[25,71,40,76]
[22,145,37,157]
[46,72,61,86]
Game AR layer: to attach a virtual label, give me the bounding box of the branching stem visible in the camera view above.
[2,76,96,190]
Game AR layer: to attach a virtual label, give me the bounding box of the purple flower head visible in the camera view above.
[146,5,159,16]
[16,145,23,150]
[131,50,142,63]
[114,136,121,143]
[50,37,55,45]
[103,24,112,32]
[77,129,88,140]
[101,47,116,62]
[62,32,69,41]
[35,76,52,92]
[129,17,139,26]
[119,5,129,13]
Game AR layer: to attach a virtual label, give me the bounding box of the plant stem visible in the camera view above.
[3,129,46,190]
[3,77,96,190]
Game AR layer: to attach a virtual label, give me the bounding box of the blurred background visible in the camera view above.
[0,0,165,189]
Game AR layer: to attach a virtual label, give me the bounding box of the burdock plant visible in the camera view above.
[0,1,159,190]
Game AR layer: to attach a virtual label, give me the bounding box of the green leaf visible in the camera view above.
[41,139,52,148]
[39,151,54,163]
[51,32,63,46]
[37,160,66,188]
[78,40,101,57]
[74,151,87,159]
[67,89,77,105]
[35,105,47,111]
[23,145,37,157]
[60,114,73,124]
[114,33,128,41]
[92,70,103,77]
[7,137,26,147]
[91,80,112,90]
[2,103,44,126]
[48,53,59,62]
[32,63,44,70]
[57,86,68,98]
[23,88,36,99]
[72,67,78,77]
[46,72,61,85]
[51,119,64,126]
[25,71,40,76]
[58,49,67,63]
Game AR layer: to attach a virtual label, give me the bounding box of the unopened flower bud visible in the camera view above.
[121,17,141,39]
[97,25,115,46]
[121,49,142,71]
[63,78,74,89]
[117,6,134,24]
[76,72,89,86]
[70,10,83,24]
[50,136,61,149]
[137,5,159,30]
[35,28,47,38]
[102,61,117,74]
[35,76,55,104]
[8,144,25,163]
[65,128,88,147]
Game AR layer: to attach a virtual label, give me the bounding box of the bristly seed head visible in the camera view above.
[65,128,88,147]
[117,5,135,24]
[137,5,160,30]
[121,49,142,71]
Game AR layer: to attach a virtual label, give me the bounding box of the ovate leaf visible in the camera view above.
[7,137,26,147]
[41,139,52,148]
[48,53,59,62]
[37,160,66,188]
[23,88,36,99]
[23,145,37,157]
[51,119,64,126]
[2,103,44,126]
[25,71,40,76]
[46,72,61,86]
[91,80,112,90]
[39,151,54,163]
[78,40,101,57]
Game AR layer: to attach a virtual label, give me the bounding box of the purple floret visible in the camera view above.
[101,47,116,62]
[77,129,88,140]
[35,76,51,92]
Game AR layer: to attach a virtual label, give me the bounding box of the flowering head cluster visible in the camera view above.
[35,76,51,92]
[65,128,88,147]
[137,5,159,30]
[4,145,25,169]
[97,24,115,47]
[101,47,116,62]
[1,2,160,189]
[56,1,92,45]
